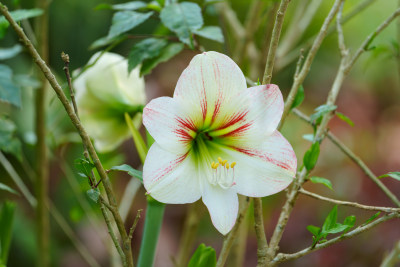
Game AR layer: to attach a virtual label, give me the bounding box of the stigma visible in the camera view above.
[210,157,236,189]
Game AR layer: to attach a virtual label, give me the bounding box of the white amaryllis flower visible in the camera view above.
[143,51,297,235]
[74,52,146,153]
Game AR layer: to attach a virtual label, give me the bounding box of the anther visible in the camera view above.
[231,162,236,168]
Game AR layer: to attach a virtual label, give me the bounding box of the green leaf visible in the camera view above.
[86,188,100,203]
[110,164,143,181]
[336,112,354,127]
[0,45,22,60]
[74,158,95,178]
[309,176,333,190]
[89,34,127,50]
[290,85,305,109]
[379,172,400,181]
[128,38,168,73]
[107,11,153,39]
[303,142,320,171]
[322,206,338,233]
[188,243,216,267]
[343,215,356,233]
[0,8,43,38]
[160,2,203,47]
[306,225,320,236]
[194,26,224,43]
[309,104,337,123]
[0,183,18,195]
[0,64,20,107]
[140,42,184,76]
[96,1,147,11]
[0,201,16,264]
[147,2,162,12]
[324,223,348,234]
[0,117,22,160]
[363,212,381,225]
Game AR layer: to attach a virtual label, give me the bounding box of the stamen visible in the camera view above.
[209,156,237,189]
[231,162,236,168]
[218,157,222,163]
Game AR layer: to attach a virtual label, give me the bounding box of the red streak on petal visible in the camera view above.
[174,117,197,143]
[152,153,188,182]
[216,111,249,131]
[200,63,207,119]
[233,147,294,171]
[220,123,252,137]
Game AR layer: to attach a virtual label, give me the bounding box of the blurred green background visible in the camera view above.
[0,0,399,266]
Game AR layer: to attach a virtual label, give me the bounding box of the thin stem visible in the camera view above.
[137,198,166,267]
[278,0,344,129]
[273,213,400,263]
[34,0,49,265]
[0,4,134,266]
[262,0,291,84]
[292,108,400,208]
[299,189,400,213]
[128,209,142,241]
[176,201,205,267]
[253,197,268,266]
[216,197,250,267]
[124,112,147,164]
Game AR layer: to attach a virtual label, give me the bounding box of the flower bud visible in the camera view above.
[74,52,145,152]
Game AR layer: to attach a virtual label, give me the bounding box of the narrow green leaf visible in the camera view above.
[303,142,320,171]
[128,38,168,73]
[290,85,305,109]
[343,215,356,233]
[0,9,43,38]
[0,183,18,195]
[108,11,153,39]
[0,64,21,107]
[306,225,320,236]
[322,206,338,233]
[89,34,127,50]
[110,164,143,182]
[140,43,184,76]
[160,2,203,47]
[336,112,354,127]
[324,223,348,234]
[309,104,337,122]
[0,45,22,60]
[379,172,400,181]
[124,113,148,164]
[194,26,224,43]
[302,134,314,142]
[188,243,217,267]
[74,158,95,178]
[96,1,147,11]
[309,176,333,190]
[363,212,381,225]
[0,201,16,264]
[86,188,100,203]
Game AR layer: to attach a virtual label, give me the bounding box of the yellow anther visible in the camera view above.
[211,162,215,169]
[214,163,219,169]
[231,162,236,168]
[218,157,222,163]
[226,164,230,170]
[222,160,227,166]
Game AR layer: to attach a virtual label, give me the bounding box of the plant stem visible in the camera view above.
[124,112,147,164]
[137,197,165,267]
[262,0,291,84]
[380,240,400,267]
[34,0,49,265]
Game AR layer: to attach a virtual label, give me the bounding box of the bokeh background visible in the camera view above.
[0,0,399,266]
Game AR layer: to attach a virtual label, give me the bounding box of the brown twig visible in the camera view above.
[262,0,291,84]
[253,197,268,266]
[299,189,400,213]
[128,209,142,241]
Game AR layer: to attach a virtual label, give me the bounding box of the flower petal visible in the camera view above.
[173,51,247,127]
[201,182,238,235]
[212,130,297,197]
[143,143,201,204]
[210,84,284,147]
[143,97,204,154]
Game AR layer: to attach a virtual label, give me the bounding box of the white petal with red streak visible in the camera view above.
[173,51,247,127]
[212,130,297,197]
[201,181,238,235]
[143,97,202,154]
[143,143,201,204]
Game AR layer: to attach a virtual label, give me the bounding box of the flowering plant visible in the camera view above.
[143,51,297,234]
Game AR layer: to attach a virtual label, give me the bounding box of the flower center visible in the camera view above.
[210,157,236,189]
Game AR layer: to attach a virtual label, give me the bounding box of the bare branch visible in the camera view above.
[253,197,268,266]
[299,189,400,213]
[129,209,143,241]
